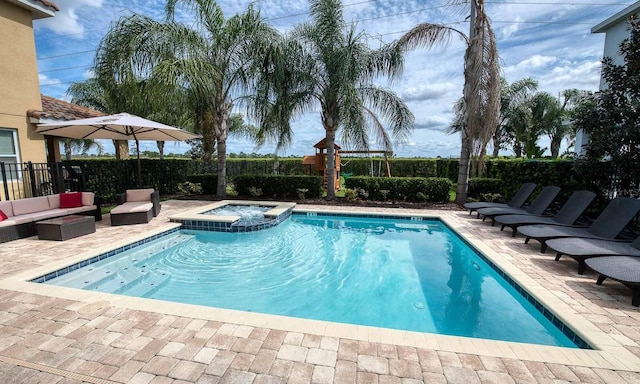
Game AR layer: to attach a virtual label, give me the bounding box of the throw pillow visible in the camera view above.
[59,192,83,208]
[0,209,7,222]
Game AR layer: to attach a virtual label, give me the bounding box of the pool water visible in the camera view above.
[44,214,579,347]
[202,204,272,226]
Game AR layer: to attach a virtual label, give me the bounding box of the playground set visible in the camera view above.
[302,139,391,191]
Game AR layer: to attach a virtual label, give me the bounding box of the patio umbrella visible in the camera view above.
[36,113,200,187]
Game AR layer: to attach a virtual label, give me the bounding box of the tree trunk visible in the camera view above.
[455,134,472,205]
[216,137,227,197]
[550,135,561,158]
[202,111,215,170]
[325,128,337,200]
[64,141,72,161]
[214,104,231,198]
[157,141,165,160]
[492,134,500,157]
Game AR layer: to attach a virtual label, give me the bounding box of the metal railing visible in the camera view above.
[0,162,86,201]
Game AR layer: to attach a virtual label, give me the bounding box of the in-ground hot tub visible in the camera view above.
[169,200,295,232]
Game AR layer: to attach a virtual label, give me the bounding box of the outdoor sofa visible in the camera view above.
[0,192,101,243]
[110,188,160,226]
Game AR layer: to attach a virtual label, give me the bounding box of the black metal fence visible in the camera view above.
[0,162,85,201]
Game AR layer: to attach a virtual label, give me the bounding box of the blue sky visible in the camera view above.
[34,0,633,157]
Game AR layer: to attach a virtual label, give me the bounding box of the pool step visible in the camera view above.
[123,270,171,297]
[48,261,129,289]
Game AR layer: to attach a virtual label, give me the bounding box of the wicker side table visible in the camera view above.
[36,215,96,241]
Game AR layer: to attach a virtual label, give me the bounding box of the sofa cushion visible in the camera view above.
[17,210,68,222]
[81,192,95,206]
[60,192,83,208]
[126,189,154,202]
[0,209,7,222]
[0,201,13,217]
[111,202,153,214]
[47,194,60,209]
[63,205,97,216]
[12,196,50,216]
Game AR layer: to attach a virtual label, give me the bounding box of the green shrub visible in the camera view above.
[186,174,218,194]
[345,177,452,202]
[468,178,503,199]
[234,175,323,198]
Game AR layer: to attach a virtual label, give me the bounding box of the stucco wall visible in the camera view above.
[0,1,47,164]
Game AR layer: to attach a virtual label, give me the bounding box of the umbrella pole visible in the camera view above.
[136,138,142,188]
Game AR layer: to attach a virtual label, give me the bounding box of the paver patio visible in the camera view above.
[0,199,639,383]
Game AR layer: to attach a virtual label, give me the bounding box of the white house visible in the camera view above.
[575,1,640,154]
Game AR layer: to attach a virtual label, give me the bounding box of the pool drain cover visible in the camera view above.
[77,301,111,315]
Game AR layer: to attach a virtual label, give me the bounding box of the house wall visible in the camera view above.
[0,1,47,164]
[599,22,632,88]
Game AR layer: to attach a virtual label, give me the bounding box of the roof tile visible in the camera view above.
[28,95,105,121]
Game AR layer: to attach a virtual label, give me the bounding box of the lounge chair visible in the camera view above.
[494,190,596,236]
[585,256,640,306]
[546,236,640,274]
[517,197,640,253]
[110,188,161,226]
[476,186,560,225]
[463,182,537,218]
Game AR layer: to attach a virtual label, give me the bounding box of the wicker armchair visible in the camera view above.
[110,189,160,226]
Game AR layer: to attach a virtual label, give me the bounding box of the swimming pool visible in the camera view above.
[37,213,586,348]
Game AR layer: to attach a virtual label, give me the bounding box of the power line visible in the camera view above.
[37,49,95,61]
[39,64,93,74]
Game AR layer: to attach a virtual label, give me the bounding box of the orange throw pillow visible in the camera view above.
[59,192,83,208]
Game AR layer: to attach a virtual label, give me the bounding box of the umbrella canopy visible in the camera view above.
[36,113,200,187]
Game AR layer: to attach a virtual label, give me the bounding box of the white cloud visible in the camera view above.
[36,0,103,38]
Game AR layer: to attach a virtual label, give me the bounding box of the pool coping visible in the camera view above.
[1,205,639,372]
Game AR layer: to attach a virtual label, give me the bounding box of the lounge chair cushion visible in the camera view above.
[0,201,13,217]
[111,202,153,215]
[59,192,83,208]
[12,196,50,216]
[126,189,154,202]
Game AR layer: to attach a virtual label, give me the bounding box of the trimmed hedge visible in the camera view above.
[345,176,452,202]
[63,157,598,204]
[233,175,323,198]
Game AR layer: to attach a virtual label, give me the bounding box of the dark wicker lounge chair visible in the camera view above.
[476,186,560,225]
[546,236,640,274]
[585,256,640,306]
[517,197,640,253]
[494,190,596,236]
[463,182,537,218]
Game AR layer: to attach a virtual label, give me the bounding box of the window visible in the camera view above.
[0,129,20,180]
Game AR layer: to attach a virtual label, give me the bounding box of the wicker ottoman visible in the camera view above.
[36,215,96,241]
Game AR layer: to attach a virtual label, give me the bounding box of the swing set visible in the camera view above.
[301,139,391,191]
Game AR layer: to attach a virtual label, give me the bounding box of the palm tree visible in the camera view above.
[252,0,414,200]
[67,77,191,160]
[544,89,590,158]
[397,0,500,204]
[494,77,538,157]
[62,139,104,160]
[95,0,278,196]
